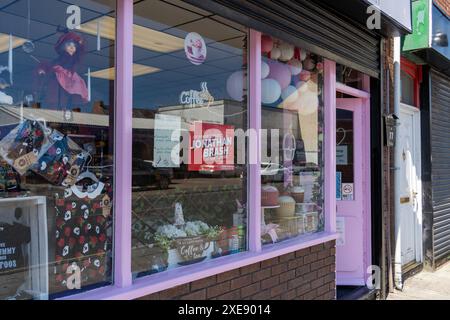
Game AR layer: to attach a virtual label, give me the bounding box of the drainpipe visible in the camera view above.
[393,36,403,290]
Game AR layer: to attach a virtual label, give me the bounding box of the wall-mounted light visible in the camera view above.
[433,32,449,47]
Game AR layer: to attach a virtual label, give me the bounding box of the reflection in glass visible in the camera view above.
[336,109,354,201]
[260,35,325,245]
[131,0,248,278]
[0,0,116,300]
[401,70,415,106]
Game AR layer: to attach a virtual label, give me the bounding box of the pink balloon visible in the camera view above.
[299,70,311,82]
[261,35,274,53]
[267,60,291,90]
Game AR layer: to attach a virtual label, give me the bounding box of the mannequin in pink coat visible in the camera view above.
[33,31,89,111]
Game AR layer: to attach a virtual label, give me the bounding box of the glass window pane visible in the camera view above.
[336,64,363,90]
[131,0,248,278]
[336,109,354,201]
[0,0,116,300]
[401,70,415,106]
[260,35,325,245]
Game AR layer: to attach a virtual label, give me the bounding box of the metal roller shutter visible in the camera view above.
[431,70,450,266]
[184,0,381,78]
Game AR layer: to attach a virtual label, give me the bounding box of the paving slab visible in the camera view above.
[388,263,450,300]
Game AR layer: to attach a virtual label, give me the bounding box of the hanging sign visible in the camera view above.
[188,122,235,172]
[184,32,207,65]
[367,0,412,31]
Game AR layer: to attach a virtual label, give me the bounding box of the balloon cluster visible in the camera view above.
[226,35,323,115]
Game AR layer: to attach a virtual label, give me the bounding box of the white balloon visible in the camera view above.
[299,70,311,82]
[298,91,319,115]
[296,81,308,93]
[279,43,295,62]
[303,58,316,71]
[281,85,298,105]
[288,59,302,76]
[261,61,270,79]
[270,47,281,60]
[226,71,246,102]
[300,49,307,61]
[262,78,281,105]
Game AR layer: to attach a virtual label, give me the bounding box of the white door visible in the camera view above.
[398,104,422,266]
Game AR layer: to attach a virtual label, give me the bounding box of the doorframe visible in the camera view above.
[336,79,372,285]
[399,103,423,265]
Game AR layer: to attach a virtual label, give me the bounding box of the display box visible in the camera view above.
[0,196,48,300]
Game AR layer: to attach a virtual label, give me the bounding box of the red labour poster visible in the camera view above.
[188,122,235,172]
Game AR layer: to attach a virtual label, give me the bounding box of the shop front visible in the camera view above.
[0,0,404,300]
[402,0,450,274]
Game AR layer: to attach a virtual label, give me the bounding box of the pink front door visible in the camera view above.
[336,98,366,286]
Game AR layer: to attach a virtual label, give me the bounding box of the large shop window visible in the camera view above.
[0,0,116,299]
[131,0,248,278]
[260,35,325,245]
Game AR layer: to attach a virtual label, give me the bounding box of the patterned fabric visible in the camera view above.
[0,160,20,193]
[54,181,112,289]
[0,120,52,175]
[30,131,87,186]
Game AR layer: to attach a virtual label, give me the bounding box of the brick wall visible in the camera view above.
[138,241,336,300]
[434,0,450,16]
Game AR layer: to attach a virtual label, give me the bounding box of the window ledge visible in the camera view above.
[60,232,338,300]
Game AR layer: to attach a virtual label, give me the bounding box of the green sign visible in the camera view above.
[403,0,430,51]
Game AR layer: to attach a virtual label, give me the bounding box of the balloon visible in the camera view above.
[226,71,246,102]
[316,62,324,72]
[268,60,291,90]
[299,70,311,82]
[261,61,270,79]
[303,58,316,71]
[298,92,319,115]
[283,101,299,111]
[307,78,319,92]
[262,78,281,105]
[296,81,309,93]
[295,78,319,115]
[288,59,302,76]
[299,49,307,61]
[281,85,298,105]
[279,42,295,62]
[270,47,281,60]
[261,35,274,53]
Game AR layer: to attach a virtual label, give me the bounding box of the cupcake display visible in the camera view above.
[261,185,279,207]
[275,195,296,218]
[290,186,305,203]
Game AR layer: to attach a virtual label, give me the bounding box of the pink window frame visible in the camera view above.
[61,0,338,300]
